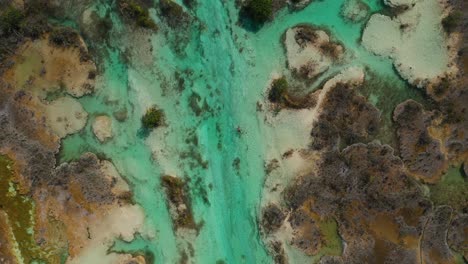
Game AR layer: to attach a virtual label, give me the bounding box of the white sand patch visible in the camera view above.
[44,96,88,138]
[262,150,318,205]
[264,108,317,157]
[261,67,364,205]
[66,205,145,264]
[321,66,364,91]
[362,0,451,86]
[93,115,113,142]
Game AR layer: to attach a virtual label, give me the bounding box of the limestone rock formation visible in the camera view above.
[284,25,344,80]
[93,115,113,142]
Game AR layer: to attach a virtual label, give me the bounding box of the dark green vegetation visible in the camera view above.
[268,76,288,103]
[159,0,190,28]
[49,27,80,47]
[118,0,158,30]
[183,0,196,9]
[0,6,24,34]
[442,11,462,33]
[242,0,273,24]
[142,106,165,129]
[0,3,50,61]
[268,76,314,109]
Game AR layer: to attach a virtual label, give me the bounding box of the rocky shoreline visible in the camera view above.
[260,0,467,260]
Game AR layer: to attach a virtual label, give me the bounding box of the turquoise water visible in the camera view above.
[59,0,418,262]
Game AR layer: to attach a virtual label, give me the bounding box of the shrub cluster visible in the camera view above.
[243,0,273,24]
[0,4,50,62]
[49,27,80,47]
[119,0,158,30]
[0,7,24,35]
[442,11,461,33]
[268,76,288,103]
[142,106,165,129]
[159,0,189,28]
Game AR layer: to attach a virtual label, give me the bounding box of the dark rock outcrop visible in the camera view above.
[421,206,458,264]
[161,175,196,230]
[261,203,286,233]
[393,100,448,182]
[447,213,468,261]
[311,82,380,150]
[283,142,431,262]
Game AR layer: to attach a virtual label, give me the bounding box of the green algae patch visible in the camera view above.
[317,218,343,257]
[0,155,52,263]
[429,166,467,210]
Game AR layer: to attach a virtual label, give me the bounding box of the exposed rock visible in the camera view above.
[114,108,128,122]
[310,81,380,150]
[2,35,96,98]
[0,26,141,262]
[100,160,131,197]
[431,84,468,163]
[289,0,312,10]
[92,115,113,142]
[289,208,327,255]
[268,240,287,264]
[238,0,312,29]
[319,256,344,264]
[118,0,157,30]
[447,213,468,260]
[261,203,286,233]
[393,100,447,182]
[33,152,142,260]
[283,142,431,262]
[44,96,88,138]
[421,206,458,264]
[54,153,128,204]
[159,0,190,29]
[284,25,344,80]
[0,88,58,190]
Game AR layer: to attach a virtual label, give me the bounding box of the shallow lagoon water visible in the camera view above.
[59,0,429,262]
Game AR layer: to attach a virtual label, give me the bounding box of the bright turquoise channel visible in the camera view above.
[60,0,413,263]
